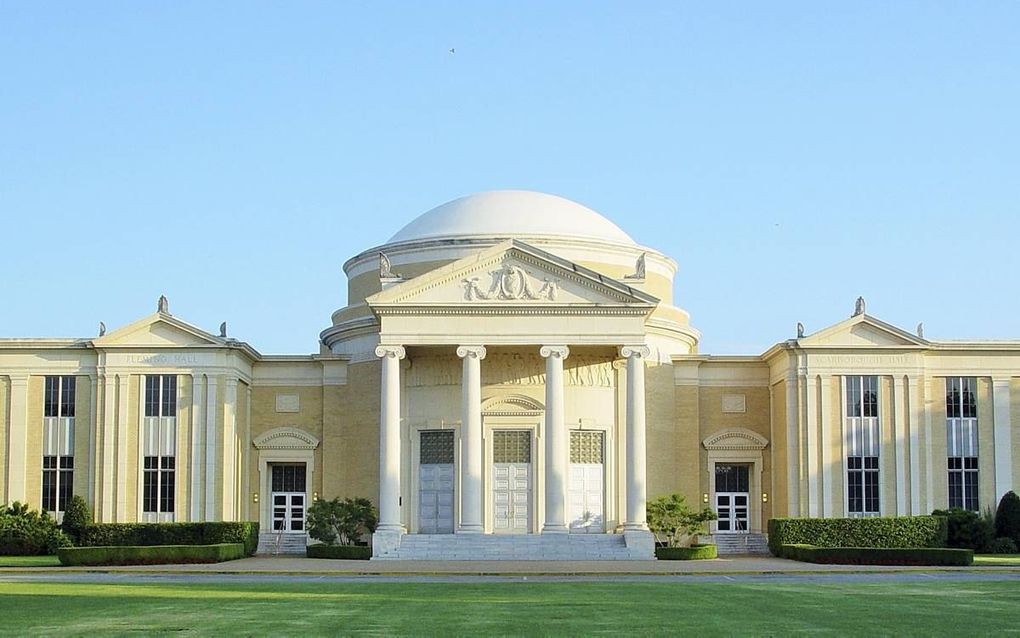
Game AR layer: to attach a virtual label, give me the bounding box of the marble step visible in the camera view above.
[378,534,648,561]
[712,533,770,555]
[256,532,308,555]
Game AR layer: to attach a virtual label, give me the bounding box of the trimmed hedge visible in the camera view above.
[655,544,718,560]
[767,517,947,555]
[79,522,259,556]
[306,544,372,560]
[57,543,246,566]
[777,543,972,566]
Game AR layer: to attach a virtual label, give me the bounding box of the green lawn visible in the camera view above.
[975,553,1020,566]
[0,555,60,567]
[0,580,1018,636]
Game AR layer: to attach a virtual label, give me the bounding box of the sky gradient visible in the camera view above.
[1,2,1018,354]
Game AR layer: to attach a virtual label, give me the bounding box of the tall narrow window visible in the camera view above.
[845,375,880,516]
[946,377,979,511]
[42,376,75,513]
[143,375,177,517]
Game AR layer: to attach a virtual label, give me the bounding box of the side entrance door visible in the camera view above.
[568,430,605,533]
[492,430,532,534]
[271,463,306,533]
[418,430,455,534]
[714,464,750,533]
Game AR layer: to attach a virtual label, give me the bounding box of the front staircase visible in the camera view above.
[712,533,770,556]
[376,533,653,561]
[256,532,308,556]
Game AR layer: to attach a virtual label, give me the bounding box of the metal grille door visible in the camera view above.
[419,430,455,534]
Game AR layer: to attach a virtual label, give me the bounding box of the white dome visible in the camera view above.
[388,190,636,245]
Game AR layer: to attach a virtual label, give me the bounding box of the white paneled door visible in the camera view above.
[492,430,532,534]
[568,431,605,533]
[493,463,531,533]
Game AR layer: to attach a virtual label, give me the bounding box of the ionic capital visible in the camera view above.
[539,345,570,360]
[375,345,406,360]
[619,345,651,360]
[456,345,487,360]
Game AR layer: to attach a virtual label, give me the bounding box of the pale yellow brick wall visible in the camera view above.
[770,380,789,517]
[977,377,996,511]
[880,377,896,514]
[670,385,700,506]
[125,375,140,521]
[25,376,43,510]
[828,376,845,517]
[931,377,948,509]
[1013,379,1020,494]
[0,377,8,501]
[73,375,91,501]
[326,360,380,502]
[250,384,325,506]
[647,363,683,500]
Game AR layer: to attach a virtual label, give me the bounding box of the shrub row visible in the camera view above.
[306,544,373,560]
[655,544,717,560]
[79,522,259,556]
[777,543,973,566]
[58,543,246,566]
[767,516,947,555]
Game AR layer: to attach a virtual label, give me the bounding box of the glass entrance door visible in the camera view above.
[271,464,306,532]
[715,464,750,533]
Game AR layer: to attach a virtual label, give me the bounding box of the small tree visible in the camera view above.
[995,491,1020,546]
[306,497,378,546]
[647,493,717,548]
[61,495,92,545]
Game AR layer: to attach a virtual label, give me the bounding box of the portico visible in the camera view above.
[362,241,664,557]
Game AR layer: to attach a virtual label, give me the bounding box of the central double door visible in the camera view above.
[492,430,533,534]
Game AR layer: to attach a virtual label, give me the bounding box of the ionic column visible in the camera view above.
[457,345,486,533]
[540,345,569,534]
[621,345,650,530]
[993,378,1013,502]
[375,345,406,534]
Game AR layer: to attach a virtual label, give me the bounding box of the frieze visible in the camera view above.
[405,353,615,387]
[118,353,207,366]
[810,354,911,367]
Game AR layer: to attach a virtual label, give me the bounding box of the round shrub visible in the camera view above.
[932,508,994,552]
[989,537,1018,554]
[994,491,1020,546]
[61,495,92,544]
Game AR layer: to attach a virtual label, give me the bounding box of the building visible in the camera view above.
[1,190,1017,559]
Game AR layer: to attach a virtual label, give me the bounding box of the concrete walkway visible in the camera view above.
[3,555,1020,575]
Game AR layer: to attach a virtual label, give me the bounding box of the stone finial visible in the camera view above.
[379,252,397,279]
[624,252,647,280]
[157,295,170,314]
[98,321,106,337]
[853,296,866,317]
[219,322,228,338]
[797,322,805,338]
[917,322,924,339]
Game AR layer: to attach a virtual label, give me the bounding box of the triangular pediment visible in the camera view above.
[799,314,927,348]
[94,313,225,348]
[367,240,658,309]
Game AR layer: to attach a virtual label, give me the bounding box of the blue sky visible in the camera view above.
[1,2,1017,354]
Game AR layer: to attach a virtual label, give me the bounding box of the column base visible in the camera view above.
[457,525,484,534]
[623,529,656,559]
[541,524,569,534]
[371,526,405,558]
